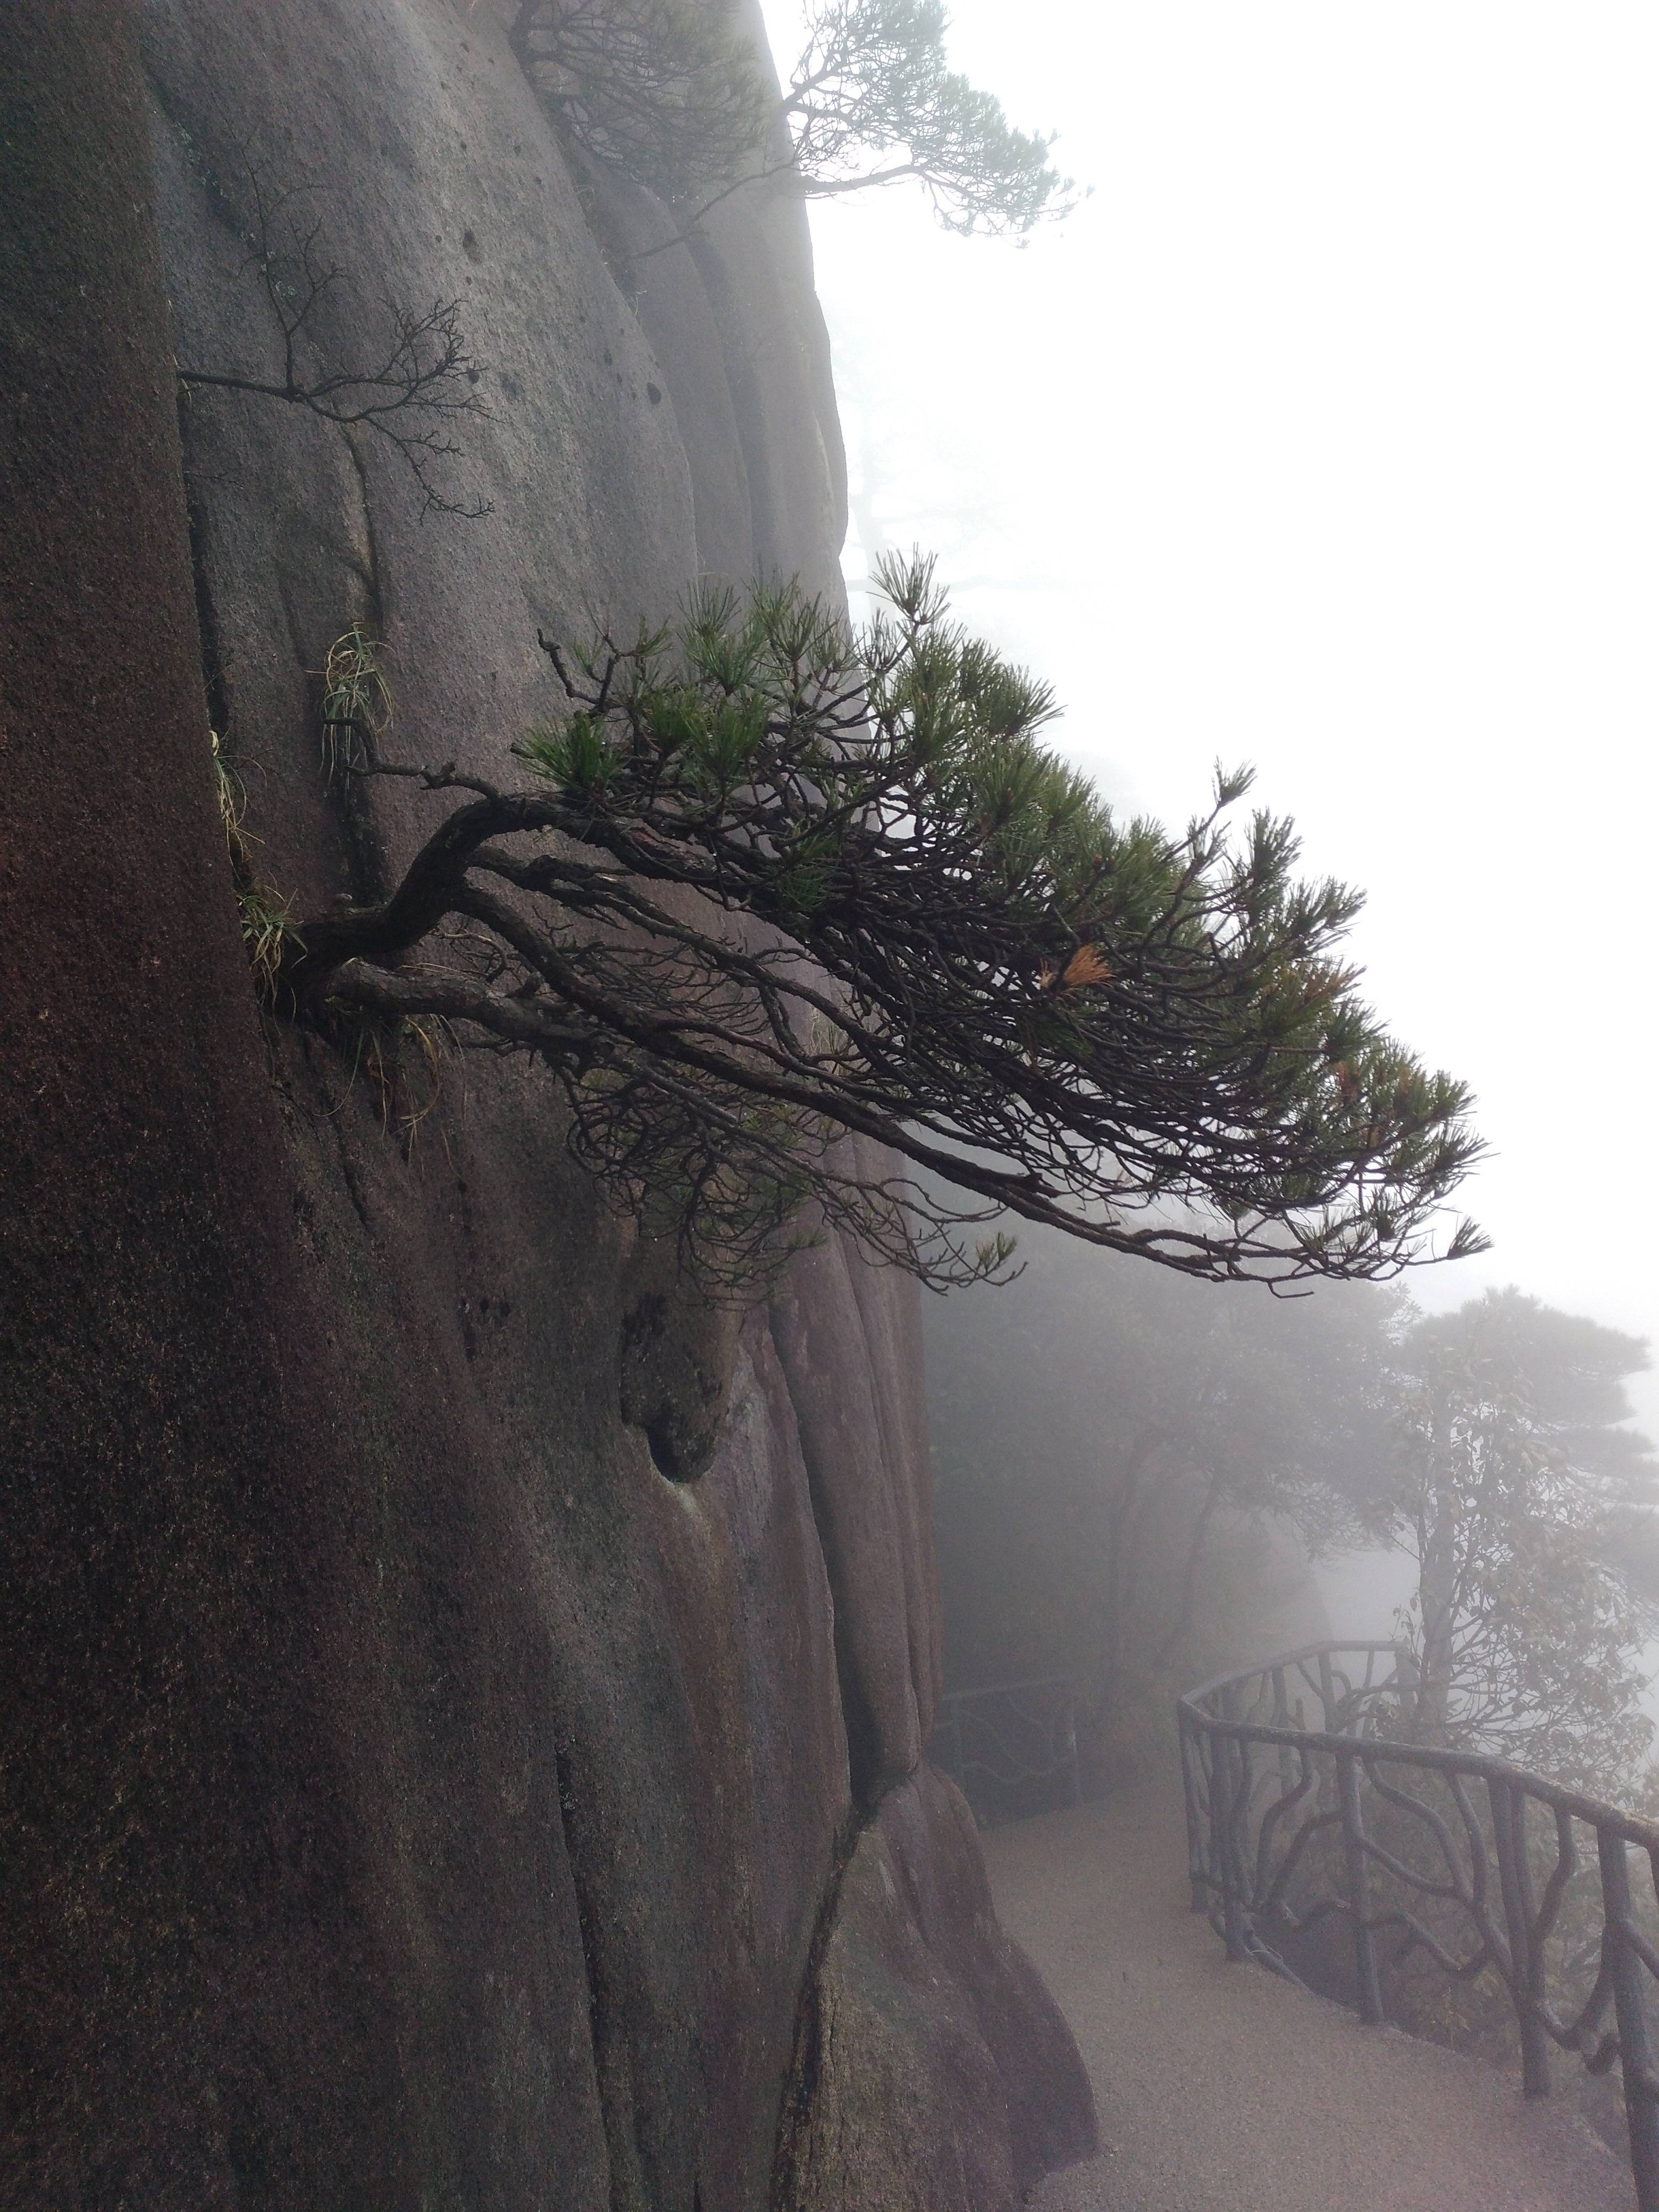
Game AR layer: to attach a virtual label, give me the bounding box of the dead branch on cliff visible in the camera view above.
[175,160,490,520]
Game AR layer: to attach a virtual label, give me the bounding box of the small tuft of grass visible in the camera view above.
[238,879,303,1003]
[319,626,392,784]
[211,727,253,870]
[330,1003,460,1157]
[210,726,300,1002]
[398,1012,458,1145]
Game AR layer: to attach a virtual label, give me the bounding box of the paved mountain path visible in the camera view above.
[983,1779,1635,2212]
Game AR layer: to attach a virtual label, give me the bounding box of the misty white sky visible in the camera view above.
[763,0,1659,1430]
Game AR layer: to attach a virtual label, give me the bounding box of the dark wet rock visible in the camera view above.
[619,1238,745,1482]
[774,1765,1100,2211]
[0,2,1092,2203]
[769,1221,940,1806]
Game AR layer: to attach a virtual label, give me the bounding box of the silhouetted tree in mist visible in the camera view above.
[926,1235,1406,1767]
[268,559,1481,1293]
[511,0,1077,235]
[1389,1288,1658,1797]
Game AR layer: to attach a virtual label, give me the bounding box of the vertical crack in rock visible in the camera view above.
[684,229,783,581]
[333,429,393,907]
[549,1714,655,2212]
[767,1802,869,2211]
[551,1732,607,2122]
[182,470,233,747]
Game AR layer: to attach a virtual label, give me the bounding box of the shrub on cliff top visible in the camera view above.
[272,557,1482,1292]
[781,0,1075,234]
[512,0,1075,236]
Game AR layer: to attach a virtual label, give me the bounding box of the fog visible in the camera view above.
[762,0,1659,1432]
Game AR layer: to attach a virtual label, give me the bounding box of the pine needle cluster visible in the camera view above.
[277,557,1482,1289]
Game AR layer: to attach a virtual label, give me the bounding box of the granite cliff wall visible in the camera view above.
[0,4,1094,2205]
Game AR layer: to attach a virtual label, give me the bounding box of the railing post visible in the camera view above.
[1179,1714,1208,1912]
[1338,1748,1384,2024]
[1598,1826,1659,2212]
[1490,1779,1550,2098]
[1271,1665,1295,1799]
[1208,1721,1247,1961]
[1207,1732,1231,1943]
[1212,1686,1250,1960]
[1317,1649,1338,1735]
[1233,1729,1257,1924]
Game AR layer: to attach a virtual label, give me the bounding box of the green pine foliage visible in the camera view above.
[280,558,1481,1292]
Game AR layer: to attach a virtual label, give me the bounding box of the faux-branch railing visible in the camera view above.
[931,1676,1081,1828]
[1178,1642,1659,2210]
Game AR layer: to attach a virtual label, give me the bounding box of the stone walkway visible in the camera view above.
[983,1779,1635,2212]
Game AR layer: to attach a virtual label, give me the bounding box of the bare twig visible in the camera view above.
[177,158,491,520]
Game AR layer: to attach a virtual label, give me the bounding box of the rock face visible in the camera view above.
[774,1767,1096,2212]
[1,3,1095,2207]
